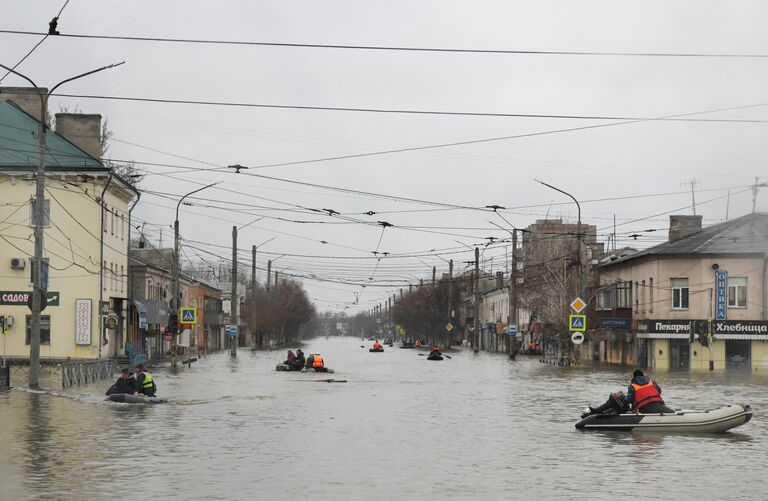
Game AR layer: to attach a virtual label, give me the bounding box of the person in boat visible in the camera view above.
[373,340,382,350]
[134,364,157,397]
[430,346,442,356]
[415,339,422,348]
[284,350,296,365]
[626,369,674,414]
[294,349,306,369]
[581,390,630,418]
[106,368,137,396]
[305,353,325,369]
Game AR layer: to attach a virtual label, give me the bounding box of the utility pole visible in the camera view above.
[251,245,256,350]
[473,247,480,353]
[230,226,238,356]
[432,266,436,286]
[0,62,124,388]
[448,259,453,348]
[266,260,272,292]
[509,231,518,360]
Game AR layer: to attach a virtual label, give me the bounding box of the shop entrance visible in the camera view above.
[669,339,690,371]
[725,340,751,371]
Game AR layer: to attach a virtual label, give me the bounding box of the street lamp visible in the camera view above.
[0,61,124,389]
[172,182,219,366]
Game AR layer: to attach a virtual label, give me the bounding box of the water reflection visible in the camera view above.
[23,393,51,493]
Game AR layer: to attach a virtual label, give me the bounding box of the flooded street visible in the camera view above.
[1,336,765,500]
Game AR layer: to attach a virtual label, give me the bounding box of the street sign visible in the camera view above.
[508,322,518,336]
[570,297,587,313]
[569,314,586,332]
[445,322,454,332]
[180,307,196,323]
[571,332,585,345]
[225,323,239,336]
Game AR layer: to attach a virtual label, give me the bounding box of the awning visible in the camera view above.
[636,333,690,340]
[715,334,768,341]
[131,300,149,331]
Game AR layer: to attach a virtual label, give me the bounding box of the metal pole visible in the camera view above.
[0,61,124,388]
[231,225,238,356]
[509,230,518,360]
[432,266,436,286]
[448,259,453,347]
[474,247,480,353]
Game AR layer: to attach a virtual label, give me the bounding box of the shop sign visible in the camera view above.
[714,321,768,335]
[715,271,728,320]
[643,319,691,334]
[0,291,60,306]
[599,317,632,330]
[75,299,92,345]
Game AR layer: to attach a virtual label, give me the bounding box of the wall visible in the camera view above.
[690,340,726,371]
[751,342,768,372]
[0,173,131,360]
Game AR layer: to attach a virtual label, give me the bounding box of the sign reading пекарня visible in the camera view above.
[0,291,60,306]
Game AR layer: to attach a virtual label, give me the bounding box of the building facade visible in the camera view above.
[595,214,768,372]
[0,93,137,361]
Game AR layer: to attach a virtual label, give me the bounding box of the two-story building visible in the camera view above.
[596,214,768,372]
[0,90,137,361]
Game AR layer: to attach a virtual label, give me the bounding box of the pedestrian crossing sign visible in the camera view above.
[180,307,196,323]
[569,314,586,332]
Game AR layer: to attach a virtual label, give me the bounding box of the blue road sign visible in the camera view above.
[180,307,196,323]
[569,314,586,332]
[225,323,239,336]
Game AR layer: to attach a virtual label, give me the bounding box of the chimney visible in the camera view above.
[495,271,504,288]
[668,215,703,241]
[0,87,50,122]
[55,113,102,159]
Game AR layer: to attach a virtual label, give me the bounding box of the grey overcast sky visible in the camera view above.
[3,1,767,313]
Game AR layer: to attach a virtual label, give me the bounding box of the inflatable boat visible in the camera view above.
[276,363,302,371]
[369,348,384,352]
[427,354,443,361]
[575,404,752,433]
[301,367,335,374]
[106,394,168,404]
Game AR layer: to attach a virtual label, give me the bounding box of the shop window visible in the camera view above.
[728,277,747,308]
[672,278,689,309]
[25,315,51,344]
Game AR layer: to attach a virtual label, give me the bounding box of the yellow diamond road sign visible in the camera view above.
[445,322,454,332]
[570,297,587,313]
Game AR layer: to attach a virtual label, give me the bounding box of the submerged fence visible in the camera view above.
[0,364,9,389]
[61,359,115,389]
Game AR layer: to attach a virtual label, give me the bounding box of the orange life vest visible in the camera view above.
[312,355,324,368]
[373,342,381,349]
[631,379,664,410]
[415,340,421,347]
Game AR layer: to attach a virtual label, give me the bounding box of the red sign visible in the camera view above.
[163,334,172,341]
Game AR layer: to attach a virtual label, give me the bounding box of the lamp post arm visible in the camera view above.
[535,179,581,225]
[175,181,220,221]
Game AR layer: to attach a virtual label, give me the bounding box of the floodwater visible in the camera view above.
[0,336,765,501]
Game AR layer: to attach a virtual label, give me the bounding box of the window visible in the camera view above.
[103,204,108,233]
[120,265,125,293]
[641,280,646,312]
[597,288,613,310]
[25,315,51,345]
[597,281,632,310]
[672,278,689,309]
[616,280,632,308]
[110,208,115,235]
[634,282,639,312]
[29,198,50,227]
[728,277,747,308]
[649,278,654,313]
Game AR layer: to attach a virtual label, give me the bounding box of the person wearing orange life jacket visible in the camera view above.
[626,369,675,414]
[305,353,325,369]
[415,339,421,348]
[373,340,382,350]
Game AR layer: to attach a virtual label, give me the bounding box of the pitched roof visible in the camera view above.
[601,213,768,267]
[0,100,103,170]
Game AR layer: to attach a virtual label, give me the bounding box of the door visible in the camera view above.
[669,339,690,371]
[725,340,751,371]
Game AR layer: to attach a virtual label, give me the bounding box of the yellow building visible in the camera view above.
[595,214,768,372]
[0,91,137,361]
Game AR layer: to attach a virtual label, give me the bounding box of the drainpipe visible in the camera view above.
[763,254,768,321]
[98,173,113,359]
